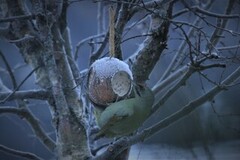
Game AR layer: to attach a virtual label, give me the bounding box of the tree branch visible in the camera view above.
[160,0,213,81]
[74,33,105,61]
[191,6,239,19]
[152,65,194,114]
[0,14,35,23]
[206,0,236,52]
[131,2,173,83]
[95,65,240,160]
[63,27,83,87]
[114,2,133,60]
[0,90,50,101]
[50,22,92,159]
[0,107,56,151]
[173,5,239,19]
[152,65,188,94]
[97,1,105,50]
[131,0,178,14]
[0,66,40,104]
[152,62,226,114]
[0,50,18,88]
[217,44,240,51]
[0,144,43,160]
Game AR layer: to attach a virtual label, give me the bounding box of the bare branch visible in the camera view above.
[90,32,109,64]
[192,6,239,19]
[123,14,150,37]
[131,0,178,14]
[109,6,116,57]
[97,2,105,48]
[95,65,240,160]
[217,45,240,51]
[0,50,18,88]
[152,62,226,114]
[74,33,105,61]
[63,27,83,87]
[8,34,35,43]
[152,65,194,114]
[0,66,40,104]
[173,5,239,19]
[0,107,56,151]
[0,144,43,160]
[114,2,133,60]
[160,0,213,81]
[0,14,35,23]
[121,33,152,43]
[145,66,240,139]
[48,23,91,158]
[152,65,188,95]
[131,2,173,83]
[0,90,50,101]
[181,0,237,52]
[208,0,236,52]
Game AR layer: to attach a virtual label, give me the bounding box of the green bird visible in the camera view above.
[95,85,154,138]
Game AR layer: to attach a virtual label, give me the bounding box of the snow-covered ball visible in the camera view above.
[88,57,133,106]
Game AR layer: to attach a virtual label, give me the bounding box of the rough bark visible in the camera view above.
[0,0,91,159]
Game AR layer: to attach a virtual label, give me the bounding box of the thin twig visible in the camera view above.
[121,33,152,43]
[97,1,105,49]
[74,33,105,61]
[8,34,35,43]
[90,32,109,64]
[152,65,188,94]
[0,144,43,160]
[0,107,56,151]
[131,0,178,14]
[0,66,40,104]
[94,65,240,160]
[173,5,239,19]
[217,45,240,51]
[123,14,150,38]
[109,6,115,57]
[160,0,213,81]
[0,14,35,23]
[152,62,226,114]
[0,90,50,101]
[0,50,18,88]
[131,2,173,83]
[152,65,194,114]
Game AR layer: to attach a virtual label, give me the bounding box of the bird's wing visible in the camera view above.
[98,99,135,128]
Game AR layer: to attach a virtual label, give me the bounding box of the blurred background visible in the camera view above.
[0,0,240,159]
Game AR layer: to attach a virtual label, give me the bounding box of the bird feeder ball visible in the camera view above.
[88,57,133,106]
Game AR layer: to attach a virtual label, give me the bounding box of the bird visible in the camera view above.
[94,84,154,138]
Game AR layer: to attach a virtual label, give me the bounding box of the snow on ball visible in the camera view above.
[88,57,133,106]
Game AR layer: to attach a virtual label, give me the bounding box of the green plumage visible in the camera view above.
[95,86,154,138]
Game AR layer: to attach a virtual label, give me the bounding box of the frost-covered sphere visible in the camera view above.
[88,57,133,106]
